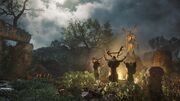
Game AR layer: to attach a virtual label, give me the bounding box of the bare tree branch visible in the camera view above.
[0,7,11,15]
[0,0,41,27]
[16,0,28,18]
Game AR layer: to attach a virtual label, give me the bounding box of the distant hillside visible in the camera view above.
[31,45,90,77]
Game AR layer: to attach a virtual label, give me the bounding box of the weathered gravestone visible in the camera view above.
[148,66,164,101]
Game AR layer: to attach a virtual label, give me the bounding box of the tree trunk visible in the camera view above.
[13,18,18,27]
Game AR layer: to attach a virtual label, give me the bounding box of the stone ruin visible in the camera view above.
[0,20,33,80]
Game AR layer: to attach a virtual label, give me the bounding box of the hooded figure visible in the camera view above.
[105,56,126,82]
[124,62,136,83]
[92,57,101,80]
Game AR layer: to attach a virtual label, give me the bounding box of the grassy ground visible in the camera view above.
[0,71,180,101]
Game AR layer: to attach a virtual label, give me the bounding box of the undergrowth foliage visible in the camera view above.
[162,74,180,101]
[59,71,96,89]
[10,79,74,101]
[3,71,180,101]
[58,71,146,101]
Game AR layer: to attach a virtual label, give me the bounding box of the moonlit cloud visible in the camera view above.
[19,0,104,49]
[20,0,101,49]
[1,0,180,49]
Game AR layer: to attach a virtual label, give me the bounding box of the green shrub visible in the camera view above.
[0,97,7,101]
[162,74,180,101]
[57,71,146,101]
[59,71,96,89]
[102,82,145,101]
[0,71,149,101]
[11,78,74,101]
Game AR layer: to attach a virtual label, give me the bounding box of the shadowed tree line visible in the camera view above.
[32,18,114,77]
[147,36,180,73]
[61,18,113,51]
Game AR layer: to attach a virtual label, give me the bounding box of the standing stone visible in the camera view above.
[148,67,164,101]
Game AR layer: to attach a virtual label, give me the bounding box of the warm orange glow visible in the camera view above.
[105,65,127,80]
[127,43,134,52]
[117,64,127,80]
[118,71,126,80]
[126,33,136,53]
[134,77,139,84]
[127,33,135,42]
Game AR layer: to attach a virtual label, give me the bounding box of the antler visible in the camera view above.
[117,46,124,57]
[105,46,124,58]
[105,49,113,57]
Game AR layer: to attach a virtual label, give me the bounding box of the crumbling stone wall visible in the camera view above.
[10,43,33,79]
[0,20,33,80]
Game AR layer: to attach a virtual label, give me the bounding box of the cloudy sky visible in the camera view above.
[1,0,180,49]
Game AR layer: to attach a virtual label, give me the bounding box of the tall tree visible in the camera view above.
[0,0,40,27]
[62,18,113,50]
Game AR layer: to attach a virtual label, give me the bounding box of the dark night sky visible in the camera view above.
[1,0,180,49]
